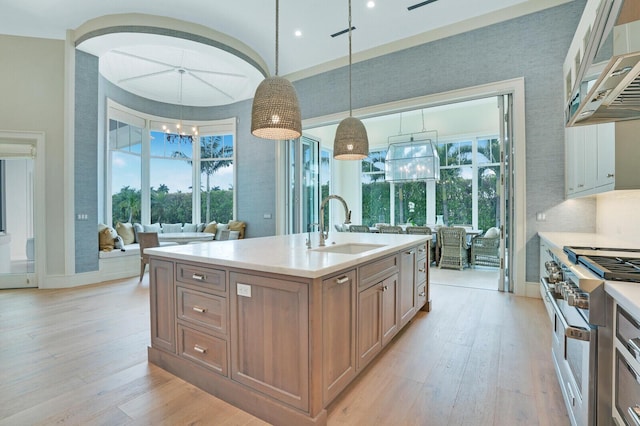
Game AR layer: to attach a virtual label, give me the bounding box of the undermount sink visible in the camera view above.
[311,243,385,255]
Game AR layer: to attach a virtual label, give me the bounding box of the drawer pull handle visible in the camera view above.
[194,345,207,354]
[404,250,414,255]
[608,173,615,178]
[629,338,640,362]
[419,248,426,253]
[192,306,207,314]
[382,285,388,292]
[629,405,640,426]
[336,276,350,284]
[419,268,426,273]
[192,273,206,281]
[419,291,426,297]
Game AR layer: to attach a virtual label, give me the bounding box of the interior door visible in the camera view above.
[0,139,38,289]
[285,136,320,234]
[497,94,514,292]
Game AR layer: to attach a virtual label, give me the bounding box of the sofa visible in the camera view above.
[97,220,247,280]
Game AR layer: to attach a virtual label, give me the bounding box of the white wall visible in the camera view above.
[596,190,640,242]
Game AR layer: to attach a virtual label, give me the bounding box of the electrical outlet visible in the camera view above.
[237,283,252,297]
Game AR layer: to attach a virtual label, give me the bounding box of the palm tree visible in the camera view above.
[171,135,232,223]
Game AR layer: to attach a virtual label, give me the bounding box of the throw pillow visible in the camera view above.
[484,227,500,238]
[144,223,161,233]
[228,230,240,240]
[133,223,144,242]
[182,223,197,232]
[228,220,246,239]
[99,227,116,251]
[197,223,206,232]
[203,221,218,234]
[162,223,182,233]
[115,222,135,245]
[214,223,229,240]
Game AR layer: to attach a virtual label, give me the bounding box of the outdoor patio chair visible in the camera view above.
[348,225,370,233]
[379,225,403,234]
[437,227,469,270]
[138,232,159,281]
[471,227,500,267]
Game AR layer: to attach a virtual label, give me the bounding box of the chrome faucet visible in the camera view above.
[318,195,351,246]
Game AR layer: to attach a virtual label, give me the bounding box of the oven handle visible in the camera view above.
[547,288,592,342]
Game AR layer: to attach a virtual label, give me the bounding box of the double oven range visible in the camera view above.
[541,246,640,426]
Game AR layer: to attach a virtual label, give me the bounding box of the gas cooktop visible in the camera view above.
[578,255,640,283]
[563,246,640,283]
[563,246,640,263]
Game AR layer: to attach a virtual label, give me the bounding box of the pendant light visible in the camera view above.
[163,68,198,143]
[333,0,369,160]
[251,0,302,140]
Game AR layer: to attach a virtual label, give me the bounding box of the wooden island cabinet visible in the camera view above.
[146,233,430,426]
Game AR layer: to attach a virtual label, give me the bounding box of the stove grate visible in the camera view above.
[578,255,640,283]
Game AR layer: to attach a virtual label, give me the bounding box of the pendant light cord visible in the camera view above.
[348,0,353,117]
[275,0,279,76]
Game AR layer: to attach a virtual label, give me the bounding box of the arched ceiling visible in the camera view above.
[1,0,571,106]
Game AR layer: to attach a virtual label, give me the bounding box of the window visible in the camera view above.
[436,137,500,229]
[107,103,235,226]
[361,149,389,226]
[110,119,142,224]
[361,136,500,230]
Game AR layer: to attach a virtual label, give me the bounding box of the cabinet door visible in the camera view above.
[229,272,309,411]
[381,273,399,346]
[399,248,416,327]
[596,122,615,188]
[357,283,382,370]
[583,125,597,191]
[322,269,356,404]
[149,258,176,354]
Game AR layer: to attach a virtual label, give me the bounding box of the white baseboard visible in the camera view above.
[40,255,139,289]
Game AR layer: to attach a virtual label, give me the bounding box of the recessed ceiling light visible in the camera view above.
[367,1,375,8]
[294,30,302,37]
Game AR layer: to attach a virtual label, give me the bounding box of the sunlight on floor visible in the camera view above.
[430,265,499,291]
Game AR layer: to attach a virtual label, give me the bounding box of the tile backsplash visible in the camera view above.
[596,190,640,243]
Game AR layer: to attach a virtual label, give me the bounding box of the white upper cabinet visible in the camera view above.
[565,121,640,198]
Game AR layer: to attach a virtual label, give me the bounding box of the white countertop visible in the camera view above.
[146,232,430,279]
[538,231,640,320]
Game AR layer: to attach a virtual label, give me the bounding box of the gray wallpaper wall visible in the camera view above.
[75,0,593,281]
[294,0,593,282]
[74,50,99,273]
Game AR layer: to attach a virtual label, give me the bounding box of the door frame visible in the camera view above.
[0,130,46,288]
[300,78,527,295]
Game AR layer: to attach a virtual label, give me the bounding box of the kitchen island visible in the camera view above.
[145,232,431,426]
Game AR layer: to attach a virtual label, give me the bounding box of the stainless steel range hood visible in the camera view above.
[567,0,640,126]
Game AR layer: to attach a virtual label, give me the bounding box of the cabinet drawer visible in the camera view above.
[416,243,428,261]
[614,349,640,426]
[416,257,427,285]
[359,254,398,288]
[617,305,640,362]
[416,283,427,308]
[177,286,227,334]
[176,263,226,292]
[178,325,228,376]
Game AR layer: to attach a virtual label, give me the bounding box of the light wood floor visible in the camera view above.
[0,276,569,425]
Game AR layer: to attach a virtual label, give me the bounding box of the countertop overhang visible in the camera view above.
[145,232,430,279]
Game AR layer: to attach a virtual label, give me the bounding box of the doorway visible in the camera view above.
[299,81,524,293]
[0,131,44,289]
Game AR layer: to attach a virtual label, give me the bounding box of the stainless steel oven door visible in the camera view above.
[548,292,596,426]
